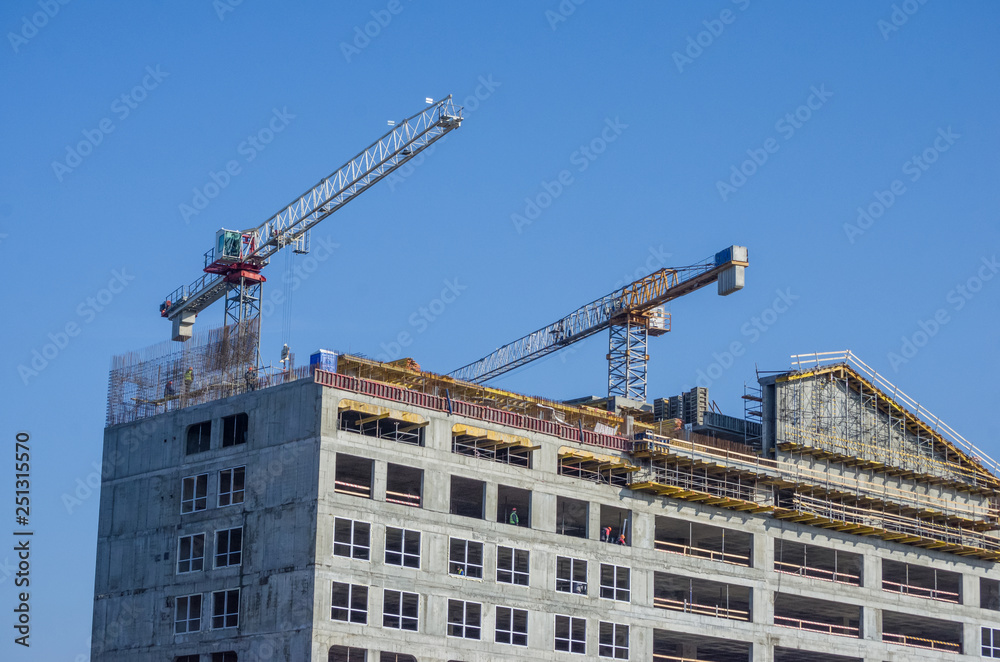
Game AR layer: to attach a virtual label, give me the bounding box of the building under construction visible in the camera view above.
[92,341,1000,661]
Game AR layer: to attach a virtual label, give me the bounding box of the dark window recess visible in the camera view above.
[382,590,419,631]
[882,559,961,603]
[497,546,529,586]
[556,556,588,594]
[600,564,631,602]
[450,476,485,519]
[555,615,586,654]
[222,413,248,447]
[655,572,752,622]
[599,622,629,659]
[556,496,588,538]
[657,516,754,567]
[186,421,211,455]
[334,454,373,498]
[495,606,528,646]
[451,428,532,467]
[447,599,482,640]
[339,408,425,446]
[386,464,423,508]
[329,646,367,662]
[175,656,200,662]
[774,539,860,584]
[212,654,238,662]
[599,505,631,546]
[497,484,530,528]
[983,578,1000,611]
[385,527,420,568]
[379,655,416,662]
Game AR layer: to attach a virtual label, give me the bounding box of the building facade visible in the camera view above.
[92,353,1000,661]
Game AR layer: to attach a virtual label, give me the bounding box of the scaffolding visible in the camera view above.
[105,321,308,426]
[779,351,1000,489]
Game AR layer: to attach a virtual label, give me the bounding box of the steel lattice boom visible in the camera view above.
[449,246,748,401]
[161,96,463,340]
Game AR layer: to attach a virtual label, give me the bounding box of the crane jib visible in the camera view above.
[160,96,463,339]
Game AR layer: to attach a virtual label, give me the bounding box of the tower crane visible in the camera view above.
[449,246,748,402]
[159,96,464,350]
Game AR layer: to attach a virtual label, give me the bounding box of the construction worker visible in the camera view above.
[617,532,627,546]
[601,526,612,542]
[183,366,194,393]
[245,366,257,392]
[164,381,175,398]
[509,507,519,526]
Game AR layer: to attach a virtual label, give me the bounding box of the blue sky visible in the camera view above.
[2,1,999,658]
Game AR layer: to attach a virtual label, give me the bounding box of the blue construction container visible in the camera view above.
[310,349,337,373]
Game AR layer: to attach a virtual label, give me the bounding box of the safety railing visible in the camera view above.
[773,615,859,638]
[882,631,961,653]
[654,540,751,567]
[653,597,750,621]
[773,561,861,586]
[881,579,960,603]
[316,369,633,452]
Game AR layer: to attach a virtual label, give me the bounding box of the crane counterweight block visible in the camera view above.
[223,269,266,285]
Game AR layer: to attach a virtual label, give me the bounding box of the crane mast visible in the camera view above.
[449,246,748,401]
[160,96,463,342]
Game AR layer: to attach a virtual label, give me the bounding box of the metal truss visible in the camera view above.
[607,320,648,400]
[162,96,464,327]
[449,249,743,388]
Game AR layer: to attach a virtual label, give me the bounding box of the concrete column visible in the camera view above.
[372,459,387,502]
[962,572,978,607]
[423,464,448,514]
[533,491,556,534]
[753,530,771,571]
[752,533,773,625]
[632,511,654,550]
[963,622,979,657]
[863,553,881,641]
[484,482,499,524]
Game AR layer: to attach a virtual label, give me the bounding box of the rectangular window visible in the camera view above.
[449,538,484,578]
[447,599,482,640]
[331,582,368,624]
[496,546,529,586]
[181,473,208,513]
[599,504,631,546]
[556,556,588,595]
[382,589,418,631]
[983,578,1000,611]
[599,622,629,659]
[986,627,1000,658]
[186,421,211,455]
[333,518,370,561]
[556,496,588,538]
[330,646,367,662]
[600,564,630,602]
[177,533,205,574]
[335,454,374,499]
[175,656,200,662]
[555,614,586,654]
[379,654,415,662]
[174,594,202,634]
[495,606,528,646]
[215,527,243,568]
[222,413,248,447]
[212,653,237,662]
[211,588,240,629]
[384,527,420,569]
[450,475,485,519]
[385,463,423,508]
[218,466,246,508]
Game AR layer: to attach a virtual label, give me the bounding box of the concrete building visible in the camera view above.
[92,350,1000,661]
